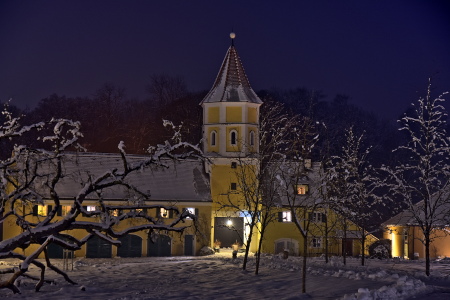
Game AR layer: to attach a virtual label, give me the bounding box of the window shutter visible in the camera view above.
[57,206,62,216]
[169,210,173,218]
[322,213,327,223]
[82,206,87,216]
[156,208,161,218]
[195,208,199,216]
[33,205,38,216]
[47,205,52,214]
[278,212,283,222]
[143,208,148,214]
[309,213,313,221]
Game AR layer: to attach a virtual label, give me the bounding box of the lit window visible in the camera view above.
[230,130,237,146]
[249,131,255,147]
[111,209,119,217]
[311,238,321,248]
[297,184,309,195]
[62,206,71,216]
[185,207,196,219]
[38,205,47,216]
[87,206,96,212]
[160,208,169,218]
[231,183,237,190]
[210,131,217,147]
[282,211,291,222]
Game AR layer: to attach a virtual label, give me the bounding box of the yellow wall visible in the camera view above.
[226,107,242,123]
[384,225,450,259]
[3,203,211,258]
[208,107,220,123]
[207,127,220,153]
[261,208,376,257]
[248,107,257,124]
[226,126,241,152]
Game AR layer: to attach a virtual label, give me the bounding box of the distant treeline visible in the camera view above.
[0,74,436,169]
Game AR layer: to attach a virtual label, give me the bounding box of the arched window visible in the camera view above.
[230,130,237,146]
[210,130,217,147]
[249,131,255,147]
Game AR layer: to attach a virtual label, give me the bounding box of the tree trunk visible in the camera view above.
[361,234,365,266]
[325,219,329,263]
[425,233,430,276]
[255,224,266,275]
[302,235,307,294]
[242,213,257,270]
[343,226,347,265]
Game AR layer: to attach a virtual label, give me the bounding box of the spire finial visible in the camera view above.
[230,30,235,46]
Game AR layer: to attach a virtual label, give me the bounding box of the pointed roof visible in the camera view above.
[201,46,262,104]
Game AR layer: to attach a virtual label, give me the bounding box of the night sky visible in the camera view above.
[1,0,449,119]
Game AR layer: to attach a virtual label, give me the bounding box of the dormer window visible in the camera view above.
[230,130,237,146]
[210,130,217,147]
[249,131,255,147]
[297,184,309,195]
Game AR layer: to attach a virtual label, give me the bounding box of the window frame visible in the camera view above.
[210,130,217,147]
[297,184,309,195]
[311,238,322,248]
[230,130,238,146]
[249,130,255,147]
[282,211,291,223]
[37,205,47,216]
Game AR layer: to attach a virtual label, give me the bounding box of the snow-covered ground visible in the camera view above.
[0,251,449,299]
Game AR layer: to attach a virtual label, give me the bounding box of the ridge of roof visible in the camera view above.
[200,46,262,105]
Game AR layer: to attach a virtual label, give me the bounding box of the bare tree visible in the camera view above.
[146,73,187,109]
[382,78,450,276]
[328,128,383,266]
[0,103,204,293]
[275,114,320,294]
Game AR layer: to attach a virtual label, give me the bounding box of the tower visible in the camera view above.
[200,32,263,161]
[201,32,263,250]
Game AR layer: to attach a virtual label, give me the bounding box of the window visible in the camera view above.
[231,183,237,190]
[230,130,237,146]
[311,212,326,223]
[37,205,47,216]
[210,131,217,147]
[311,238,322,248]
[61,206,71,216]
[249,131,255,147]
[278,211,291,222]
[297,184,309,195]
[86,206,96,212]
[160,208,169,218]
[231,162,237,168]
[184,207,198,219]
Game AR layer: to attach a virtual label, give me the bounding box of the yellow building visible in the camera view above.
[3,34,377,259]
[382,208,450,259]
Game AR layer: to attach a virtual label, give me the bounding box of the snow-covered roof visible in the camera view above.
[200,46,262,105]
[41,153,212,202]
[381,199,450,227]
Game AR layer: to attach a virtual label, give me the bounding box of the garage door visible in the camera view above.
[117,235,142,257]
[86,236,112,258]
[147,235,171,257]
[47,235,73,259]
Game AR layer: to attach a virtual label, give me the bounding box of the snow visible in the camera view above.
[1,253,449,299]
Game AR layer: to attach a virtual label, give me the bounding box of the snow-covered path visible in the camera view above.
[0,254,448,299]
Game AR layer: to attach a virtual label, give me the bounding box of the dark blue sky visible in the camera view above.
[1,0,449,119]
